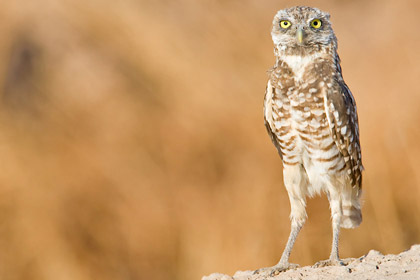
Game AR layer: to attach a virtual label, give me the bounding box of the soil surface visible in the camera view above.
[203,245,420,280]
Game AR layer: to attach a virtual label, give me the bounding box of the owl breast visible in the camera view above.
[267,56,347,195]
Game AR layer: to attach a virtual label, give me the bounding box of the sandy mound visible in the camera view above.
[203,245,420,280]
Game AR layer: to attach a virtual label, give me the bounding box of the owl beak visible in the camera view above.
[296,28,304,44]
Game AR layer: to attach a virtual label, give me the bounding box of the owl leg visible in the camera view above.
[274,203,305,269]
[329,194,341,262]
[254,164,307,276]
[254,198,305,276]
[314,189,345,267]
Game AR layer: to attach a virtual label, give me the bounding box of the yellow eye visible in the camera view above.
[280,20,291,29]
[310,19,322,29]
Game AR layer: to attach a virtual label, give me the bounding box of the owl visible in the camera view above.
[255,6,363,276]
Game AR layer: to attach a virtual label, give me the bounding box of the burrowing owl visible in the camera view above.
[256,6,363,276]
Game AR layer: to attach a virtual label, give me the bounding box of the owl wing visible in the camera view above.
[264,79,283,159]
[325,76,363,189]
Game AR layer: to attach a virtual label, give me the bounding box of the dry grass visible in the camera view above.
[0,0,419,279]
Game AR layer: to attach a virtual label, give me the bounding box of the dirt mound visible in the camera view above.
[203,245,420,280]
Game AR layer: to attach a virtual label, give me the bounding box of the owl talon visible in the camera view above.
[313,258,345,268]
[253,263,299,276]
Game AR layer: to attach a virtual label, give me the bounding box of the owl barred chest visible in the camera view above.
[267,53,349,194]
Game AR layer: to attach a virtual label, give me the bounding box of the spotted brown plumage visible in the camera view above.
[256,6,364,276]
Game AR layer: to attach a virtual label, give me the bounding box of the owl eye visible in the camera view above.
[280,20,291,29]
[310,19,322,29]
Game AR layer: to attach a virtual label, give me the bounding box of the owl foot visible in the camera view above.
[253,263,299,276]
[313,258,345,268]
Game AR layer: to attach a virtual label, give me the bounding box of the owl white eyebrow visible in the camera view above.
[308,17,324,23]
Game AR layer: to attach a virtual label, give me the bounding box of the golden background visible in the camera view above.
[0,0,419,279]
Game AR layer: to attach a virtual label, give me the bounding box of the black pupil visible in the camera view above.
[314,21,319,26]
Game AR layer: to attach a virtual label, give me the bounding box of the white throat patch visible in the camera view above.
[281,54,319,81]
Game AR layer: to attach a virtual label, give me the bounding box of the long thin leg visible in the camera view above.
[254,164,308,276]
[278,164,308,267]
[278,215,303,266]
[314,190,343,267]
[330,205,341,261]
[254,196,306,276]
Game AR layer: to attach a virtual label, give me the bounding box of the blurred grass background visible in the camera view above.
[0,0,419,279]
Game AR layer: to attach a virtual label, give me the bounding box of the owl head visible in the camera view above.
[271,6,336,54]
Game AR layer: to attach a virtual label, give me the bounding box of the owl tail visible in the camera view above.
[340,187,362,229]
